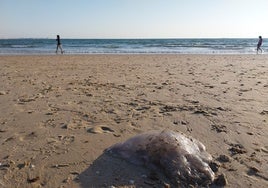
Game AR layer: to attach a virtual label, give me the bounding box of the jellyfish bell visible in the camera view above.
[106,129,215,186]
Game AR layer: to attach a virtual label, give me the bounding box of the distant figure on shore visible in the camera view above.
[56,35,64,54]
[257,36,263,54]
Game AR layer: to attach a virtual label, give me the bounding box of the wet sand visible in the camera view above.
[0,55,268,187]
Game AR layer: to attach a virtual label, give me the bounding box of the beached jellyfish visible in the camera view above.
[106,130,215,186]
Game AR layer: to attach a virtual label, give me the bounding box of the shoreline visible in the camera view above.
[0,52,266,56]
[0,55,267,187]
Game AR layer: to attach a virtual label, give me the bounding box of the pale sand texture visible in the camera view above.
[0,55,268,187]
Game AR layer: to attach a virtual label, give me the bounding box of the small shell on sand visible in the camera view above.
[106,129,214,186]
[88,125,114,134]
[0,91,7,95]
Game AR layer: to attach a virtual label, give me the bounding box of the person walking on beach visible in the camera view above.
[257,36,263,54]
[56,35,64,54]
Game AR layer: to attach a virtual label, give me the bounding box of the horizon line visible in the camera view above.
[0,37,263,40]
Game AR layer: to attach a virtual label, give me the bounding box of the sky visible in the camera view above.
[1,0,268,39]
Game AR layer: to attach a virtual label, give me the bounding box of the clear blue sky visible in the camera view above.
[1,0,268,39]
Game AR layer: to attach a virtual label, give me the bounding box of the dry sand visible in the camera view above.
[0,55,267,187]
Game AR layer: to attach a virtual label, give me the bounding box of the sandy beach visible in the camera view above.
[0,54,268,187]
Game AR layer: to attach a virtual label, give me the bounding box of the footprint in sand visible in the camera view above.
[17,96,36,104]
[62,118,88,130]
[260,110,268,115]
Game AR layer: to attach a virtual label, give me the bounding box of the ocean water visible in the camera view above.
[0,38,266,54]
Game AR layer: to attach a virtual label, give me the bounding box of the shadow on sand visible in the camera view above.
[76,152,171,188]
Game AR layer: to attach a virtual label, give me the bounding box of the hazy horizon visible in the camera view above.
[0,37,265,39]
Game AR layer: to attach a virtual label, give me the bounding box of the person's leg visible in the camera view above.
[56,45,59,53]
[59,45,63,54]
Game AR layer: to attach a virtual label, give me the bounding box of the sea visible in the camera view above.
[0,38,266,55]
